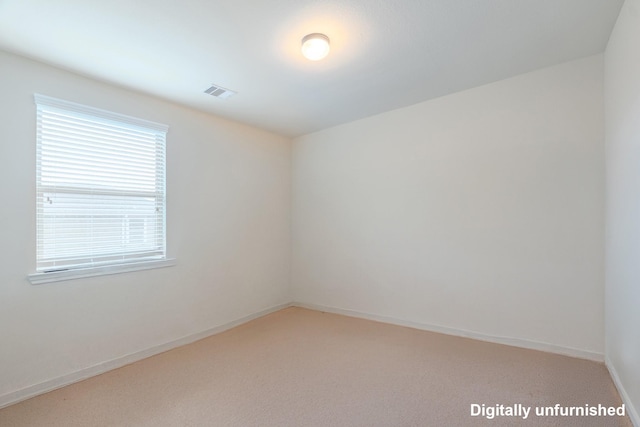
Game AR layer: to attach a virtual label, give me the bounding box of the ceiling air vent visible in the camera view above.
[204,84,236,99]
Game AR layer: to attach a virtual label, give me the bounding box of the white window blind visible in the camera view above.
[35,94,168,273]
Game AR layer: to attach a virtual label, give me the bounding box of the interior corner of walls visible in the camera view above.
[605,357,640,427]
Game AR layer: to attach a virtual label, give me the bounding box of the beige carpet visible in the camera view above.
[0,307,632,426]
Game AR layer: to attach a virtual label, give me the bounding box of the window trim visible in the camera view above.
[34,94,169,133]
[28,258,176,285]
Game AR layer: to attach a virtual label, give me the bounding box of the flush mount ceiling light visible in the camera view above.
[301,33,330,61]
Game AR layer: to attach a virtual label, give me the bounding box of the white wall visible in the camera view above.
[605,0,640,422]
[0,51,291,403]
[292,55,605,357]
[0,42,621,410]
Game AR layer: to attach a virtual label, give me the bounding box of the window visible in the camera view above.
[30,94,171,284]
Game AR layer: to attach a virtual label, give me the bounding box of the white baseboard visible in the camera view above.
[0,301,610,411]
[293,301,604,362]
[0,302,293,410]
[606,357,640,427]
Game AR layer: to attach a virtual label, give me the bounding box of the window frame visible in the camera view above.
[28,94,174,285]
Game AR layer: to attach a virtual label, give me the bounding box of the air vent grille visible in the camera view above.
[204,84,236,99]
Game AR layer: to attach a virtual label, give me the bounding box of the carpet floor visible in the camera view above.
[0,307,632,426]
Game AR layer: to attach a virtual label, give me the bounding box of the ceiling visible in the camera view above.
[0,0,624,137]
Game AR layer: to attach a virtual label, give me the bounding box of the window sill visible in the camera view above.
[28,258,176,285]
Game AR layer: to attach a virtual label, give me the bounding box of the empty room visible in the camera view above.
[0,0,638,426]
